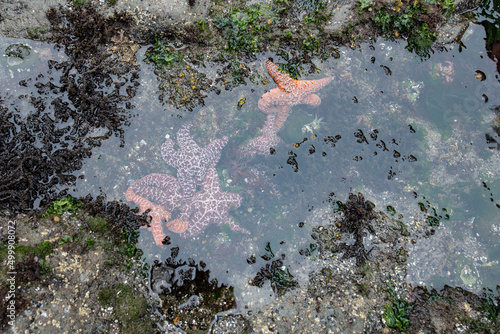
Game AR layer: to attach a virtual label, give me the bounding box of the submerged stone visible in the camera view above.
[2,43,37,68]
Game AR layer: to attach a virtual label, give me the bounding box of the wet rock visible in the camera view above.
[0,213,158,333]
[97,283,155,333]
[0,0,60,39]
[2,43,37,68]
[324,3,356,33]
[408,285,500,333]
[435,14,471,46]
[210,314,250,334]
[0,0,212,43]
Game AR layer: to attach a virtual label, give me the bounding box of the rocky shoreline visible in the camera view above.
[1,0,499,333]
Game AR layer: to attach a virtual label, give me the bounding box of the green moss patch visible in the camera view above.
[87,216,108,234]
[42,196,81,218]
[98,284,154,333]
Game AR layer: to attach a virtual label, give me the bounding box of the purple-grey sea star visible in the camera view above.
[178,168,249,238]
[129,173,183,211]
[161,123,228,202]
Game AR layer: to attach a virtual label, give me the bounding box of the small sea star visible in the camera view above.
[178,168,248,238]
[259,60,334,130]
[161,123,228,202]
[302,116,323,135]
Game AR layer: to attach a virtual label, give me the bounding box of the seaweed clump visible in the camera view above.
[334,192,377,266]
[0,2,139,212]
[248,242,298,296]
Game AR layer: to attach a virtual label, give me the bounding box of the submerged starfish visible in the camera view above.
[130,173,183,211]
[241,113,282,156]
[259,60,334,130]
[178,168,248,238]
[161,123,228,202]
[125,187,189,245]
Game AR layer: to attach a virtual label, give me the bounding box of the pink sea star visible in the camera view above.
[161,123,228,202]
[259,60,334,130]
[177,168,248,238]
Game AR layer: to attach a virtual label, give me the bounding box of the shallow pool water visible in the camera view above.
[2,21,499,310]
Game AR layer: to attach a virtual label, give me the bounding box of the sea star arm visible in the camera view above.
[201,136,229,173]
[176,123,200,153]
[274,104,292,130]
[130,173,183,211]
[178,209,205,238]
[177,172,197,203]
[225,217,250,234]
[258,91,279,114]
[201,168,221,192]
[125,188,170,246]
[296,76,335,95]
[240,114,282,157]
[303,93,321,107]
[161,138,180,168]
[265,60,297,93]
[166,219,189,234]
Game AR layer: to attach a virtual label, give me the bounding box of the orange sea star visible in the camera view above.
[125,187,188,245]
[258,60,334,130]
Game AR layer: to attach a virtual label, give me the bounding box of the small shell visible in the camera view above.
[475,70,486,81]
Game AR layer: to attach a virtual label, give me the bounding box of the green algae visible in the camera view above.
[98,284,154,333]
[33,241,55,259]
[41,196,81,218]
[213,3,279,53]
[72,0,88,7]
[145,36,184,70]
[118,229,142,258]
[87,216,108,234]
[383,286,412,333]
[26,26,49,40]
[58,235,75,245]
